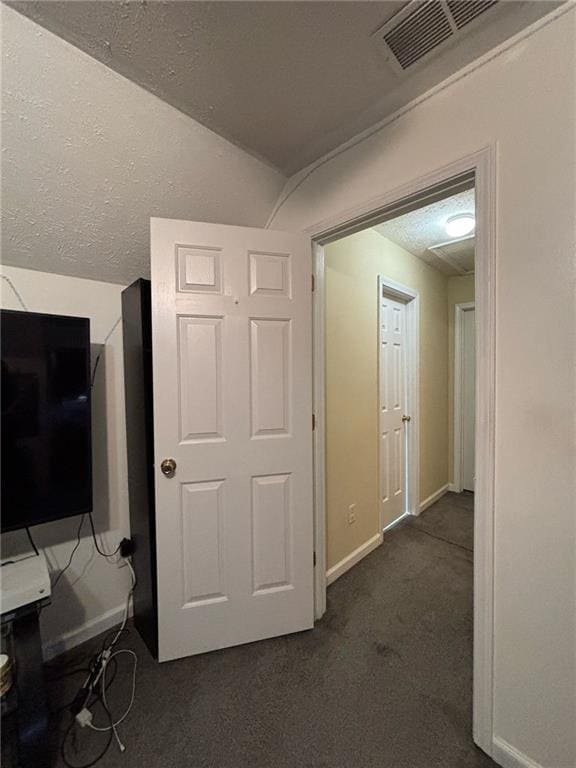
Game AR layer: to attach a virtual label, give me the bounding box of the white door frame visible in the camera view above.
[453,301,476,493]
[378,276,420,529]
[308,145,496,756]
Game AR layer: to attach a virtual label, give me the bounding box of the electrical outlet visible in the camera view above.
[348,504,356,525]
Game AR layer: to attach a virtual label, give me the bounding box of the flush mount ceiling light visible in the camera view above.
[445,213,475,238]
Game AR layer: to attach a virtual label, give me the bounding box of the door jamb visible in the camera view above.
[311,241,327,620]
[453,301,476,493]
[309,146,496,756]
[378,276,420,528]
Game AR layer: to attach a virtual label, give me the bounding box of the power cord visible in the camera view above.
[59,557,137,766]
[25,526,39,556]
[51,515,86,590]
[51,512,130,590]
[87,647,137,752]
[90,316,121,388]
[61,693,114,768]
[50,659,118,719]
[1,274,28,311]
[87,512,121,559]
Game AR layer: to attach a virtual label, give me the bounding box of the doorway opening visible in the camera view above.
[321,183,475,572]
[311,150,494,755]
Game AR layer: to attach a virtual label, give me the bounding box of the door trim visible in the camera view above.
[453,301,476,493]
[378,275,420,527]
[311,241,327,620]
[310,145,496,757]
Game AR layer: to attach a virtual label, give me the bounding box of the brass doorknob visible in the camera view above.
[402,415,411,423]
[160,458,177,477]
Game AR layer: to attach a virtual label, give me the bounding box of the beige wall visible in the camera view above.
[325,229,449,570]
[447,275,475,484]
[275,9,575,765]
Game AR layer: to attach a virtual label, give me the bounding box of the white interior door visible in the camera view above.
[379,291,408,528]
[151,218,314,662]
[462,307,476,491]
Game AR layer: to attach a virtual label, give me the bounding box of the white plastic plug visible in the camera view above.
[76,708,93,728]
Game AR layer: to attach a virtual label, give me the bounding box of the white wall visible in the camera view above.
[0,6,285,284]
[273,8,576,768]
[1,265,130,658]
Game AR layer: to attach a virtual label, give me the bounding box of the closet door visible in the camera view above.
[379,292,408,529]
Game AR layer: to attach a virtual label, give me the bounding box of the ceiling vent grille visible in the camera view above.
[383,2,452,71]
[447,0,498,29]
[373,0,499,73]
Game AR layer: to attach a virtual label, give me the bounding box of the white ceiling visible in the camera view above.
[8,1,559,175]
[374,189,475,276]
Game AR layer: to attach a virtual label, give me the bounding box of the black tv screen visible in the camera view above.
[1,310,92,532]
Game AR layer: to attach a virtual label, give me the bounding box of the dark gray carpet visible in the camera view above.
[47,492,496,768]
[410,491,474,551]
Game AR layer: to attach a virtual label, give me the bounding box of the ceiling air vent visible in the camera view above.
[447,0,498,29]
[372,0,499,73]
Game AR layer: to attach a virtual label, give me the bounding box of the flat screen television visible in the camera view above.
[1,309,92,532]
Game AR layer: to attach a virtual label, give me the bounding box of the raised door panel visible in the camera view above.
[177,245,223,294]
[381,432,390,504]
[178,316,224,443]
[249,252,292,298]
[250,319,291,438]
[392,342,402,411]
[380,340,389,411]
[251,474,292,594]
[393,428,403,498]
[181,480,226,607]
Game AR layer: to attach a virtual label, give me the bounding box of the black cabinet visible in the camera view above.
[122,279,157,659]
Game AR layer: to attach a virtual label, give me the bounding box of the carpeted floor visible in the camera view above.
[48,491,497,768]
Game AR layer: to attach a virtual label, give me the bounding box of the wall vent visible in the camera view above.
[373,0,499,73]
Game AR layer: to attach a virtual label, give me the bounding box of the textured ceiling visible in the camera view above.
[0,6,285,285]
[8,1,560,175]
[374,189,476,276]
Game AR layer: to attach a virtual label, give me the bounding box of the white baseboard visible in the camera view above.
[383,511,410,533]
[491,737,545,768]
[448,482,460,493]
[418,483,449,514]
[43,602,130,661]
[326,532,382,586]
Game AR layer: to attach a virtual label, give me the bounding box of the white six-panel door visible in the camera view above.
[379,292,408,529]
[151,218,314,661]
[462,307,476,492]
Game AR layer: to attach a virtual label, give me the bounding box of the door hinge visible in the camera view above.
[313,551,317,567]
[312,413,316,431]
[311,273,315,292]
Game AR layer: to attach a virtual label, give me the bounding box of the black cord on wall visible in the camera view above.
[51,516,86,590]
[90,316,121,388]
[25,526,39,556]
[87,513,121,558]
